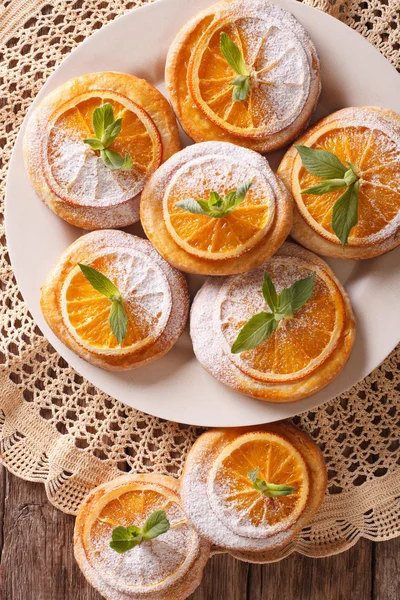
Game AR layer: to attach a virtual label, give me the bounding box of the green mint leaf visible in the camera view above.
[262,273,278,312]
[120,154,133,171]
[247,471,296,498]
[248,468,260,485]
[108,298,129,346]
[110,526,142,554]
[231,312,277,354]
[223,191,239,210]
[93,103,115,140]
[343,167,358,187]
[232,272,315,354]
[142,510,170,540]
[301,179,347,195]
[277,274,315,319]
[209,191,224,207]
[78,264,121,299]
[262,483,297,498]
[220,32,249,77]
[295,145,347,179]
[332,181,359,247]
[101,148,132,171]
[175,198,208,215]
[102,118,123,147]
[232,76,250,102]
[83,138,104,150]
[78,264,128,345]
[235,180,252,203]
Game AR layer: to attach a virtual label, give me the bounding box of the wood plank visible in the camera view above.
[191,553,250,599]
[373,537,400,600]
[0,471,102,600]
[246,538,373,600]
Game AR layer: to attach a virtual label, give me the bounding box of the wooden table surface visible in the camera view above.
[0,466,399,600]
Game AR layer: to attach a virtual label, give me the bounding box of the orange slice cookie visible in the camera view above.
[190,242,355,401]
[24,72,180,229]
[166,0,320,152]
[74,474,211,600]
[141,141,293,275]
[180,422,327,554]
[40,230,189,370]
[278,106,400,259]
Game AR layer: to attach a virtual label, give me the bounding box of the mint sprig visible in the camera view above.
[110,510,170,554]
[231,272,315,354]
[295,145,360,247]
[83,103,133,171]
[78,263,128,345]
[220,32,250,102]
[176,180,252,218]
[248,469,297,498]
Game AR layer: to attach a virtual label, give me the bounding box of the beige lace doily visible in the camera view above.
[0,0,399,561]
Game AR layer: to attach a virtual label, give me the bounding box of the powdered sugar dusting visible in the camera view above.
[46,129,143,208]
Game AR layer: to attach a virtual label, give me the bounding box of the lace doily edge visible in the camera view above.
[1,370,399,561]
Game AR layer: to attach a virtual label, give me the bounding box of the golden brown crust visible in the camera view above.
[74,474,211,600]
[180,423,327,552]
[165,0,321,152]
[140,141,293,276]
[40,230,189,371]
[278,106,400,259]
[190,242,356,402]
[24,72,180,230]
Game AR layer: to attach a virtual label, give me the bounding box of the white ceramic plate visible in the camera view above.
[5,0,400,426]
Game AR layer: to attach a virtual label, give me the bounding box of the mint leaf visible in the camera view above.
[232,76,250,102]
[83,138,104,150]
[101,148,130,171]
[176,181,252,219]
[262,273,278,312]
[220,32,250,102]
[247,470,296,498]
[110,511,170,554]
[231,272,315,354]
[110,525,142,554]
[276,274,315,319]
[78,264,128,345]
[220,32,249,76]
[296,146,360,246]
[295,145,347,179]
[83,103,132,171]
[93,103,115,140]
[102,118,123,147]
[332,181,359,248]
[301,179,347,195]
[209,191,224,207]
[175,198,208,215]
[78,264,120,299]
[142,510,170,540]
[231,312,277,354]
[108,298,129,346]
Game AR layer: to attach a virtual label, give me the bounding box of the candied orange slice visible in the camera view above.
[44,91,162,208]
[82,479,197,593]
[61,247,171,354]
[188,15,311,138]
[163,155,275,260]
[291,122,400,247]
[208,432,309,537]
[218,256,346,382]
